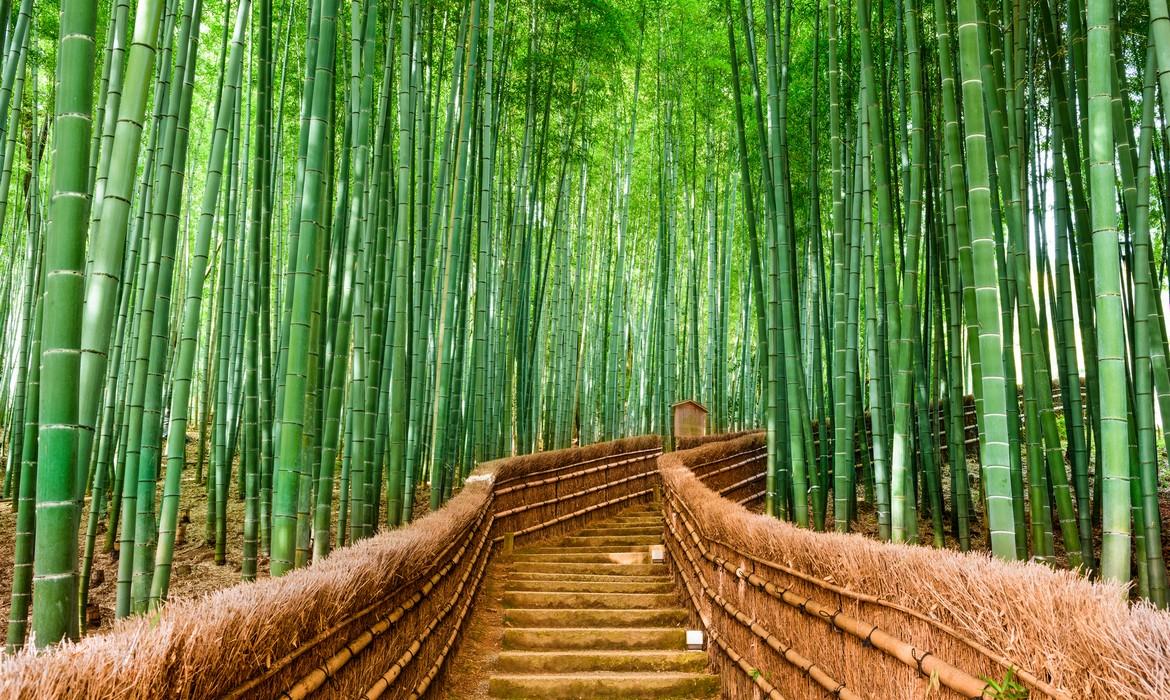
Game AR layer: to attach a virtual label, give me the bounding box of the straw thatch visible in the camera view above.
[11,421,1159,700]
[0,476,492,699]
[0,435,665,699]
[661,436,1170,700]
[489,435,661,547]
[676,429,763,450]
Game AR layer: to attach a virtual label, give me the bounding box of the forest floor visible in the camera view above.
[0,452,246,643]
[440,556,514,700]
[0,431,433,644]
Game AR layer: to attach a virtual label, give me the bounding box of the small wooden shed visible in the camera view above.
[672,400,709,439]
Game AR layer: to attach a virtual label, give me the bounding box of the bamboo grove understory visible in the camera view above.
[0,0,1167,651]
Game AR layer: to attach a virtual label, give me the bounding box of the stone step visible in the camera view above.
[512,551,652,564]
[576,525,664,537]
[503,590,678,610]
[503,608,689,628]
[511,561,668,576]
[505,579,674,594]
[557,534,662,547]
[522,545,656,555]
[602,521,663,530]
[603,523,663,532]
[482,505,718,699]
[488,672,720,699]
[495,650,709,674]
[502,627,687,651]
[508,571,672,584]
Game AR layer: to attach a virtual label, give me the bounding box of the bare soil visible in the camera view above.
[440,557,513,700]
[0,433,250,642]
[0,432,435,644]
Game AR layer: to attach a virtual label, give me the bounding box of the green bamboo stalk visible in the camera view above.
[32,0,97,645]
[955,0,1019,560]
[1086,0,1129,584]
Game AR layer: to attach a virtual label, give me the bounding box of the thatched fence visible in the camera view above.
[662,433,1170,699]
[0,435,661,699]
[4,409,1167,699]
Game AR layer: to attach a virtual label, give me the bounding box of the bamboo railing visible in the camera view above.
[661,431,1170,700]
[0,436,662,699]
[248,434,663,699]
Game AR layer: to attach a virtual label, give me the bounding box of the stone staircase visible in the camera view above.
[488,504,720,699]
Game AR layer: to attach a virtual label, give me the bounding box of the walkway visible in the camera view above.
[14,433,1145,699]
[484,503,719,699]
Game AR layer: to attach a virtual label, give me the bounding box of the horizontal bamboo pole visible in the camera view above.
[694,452,769,482]
[495,451,658,496]
[688,445,768,476]
[281,504,496,699]
[716,469,765,496]
[663,484,997,700]
[663,507,863,700]
[738,489,765,506]
[495,468,657,520]
[499,484,656,541]
[494,447,661,489]
[223,504,491,700]
[363,514,495,699]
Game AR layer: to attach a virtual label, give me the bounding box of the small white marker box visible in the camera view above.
[686,630,705,651]
[650,545,666,563]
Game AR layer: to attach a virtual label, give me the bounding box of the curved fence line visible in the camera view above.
[4,416,1163,699]
[0,435,662,699]
[661,433,1170,699]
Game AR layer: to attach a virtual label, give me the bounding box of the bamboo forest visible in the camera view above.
[0,0,1167,696]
